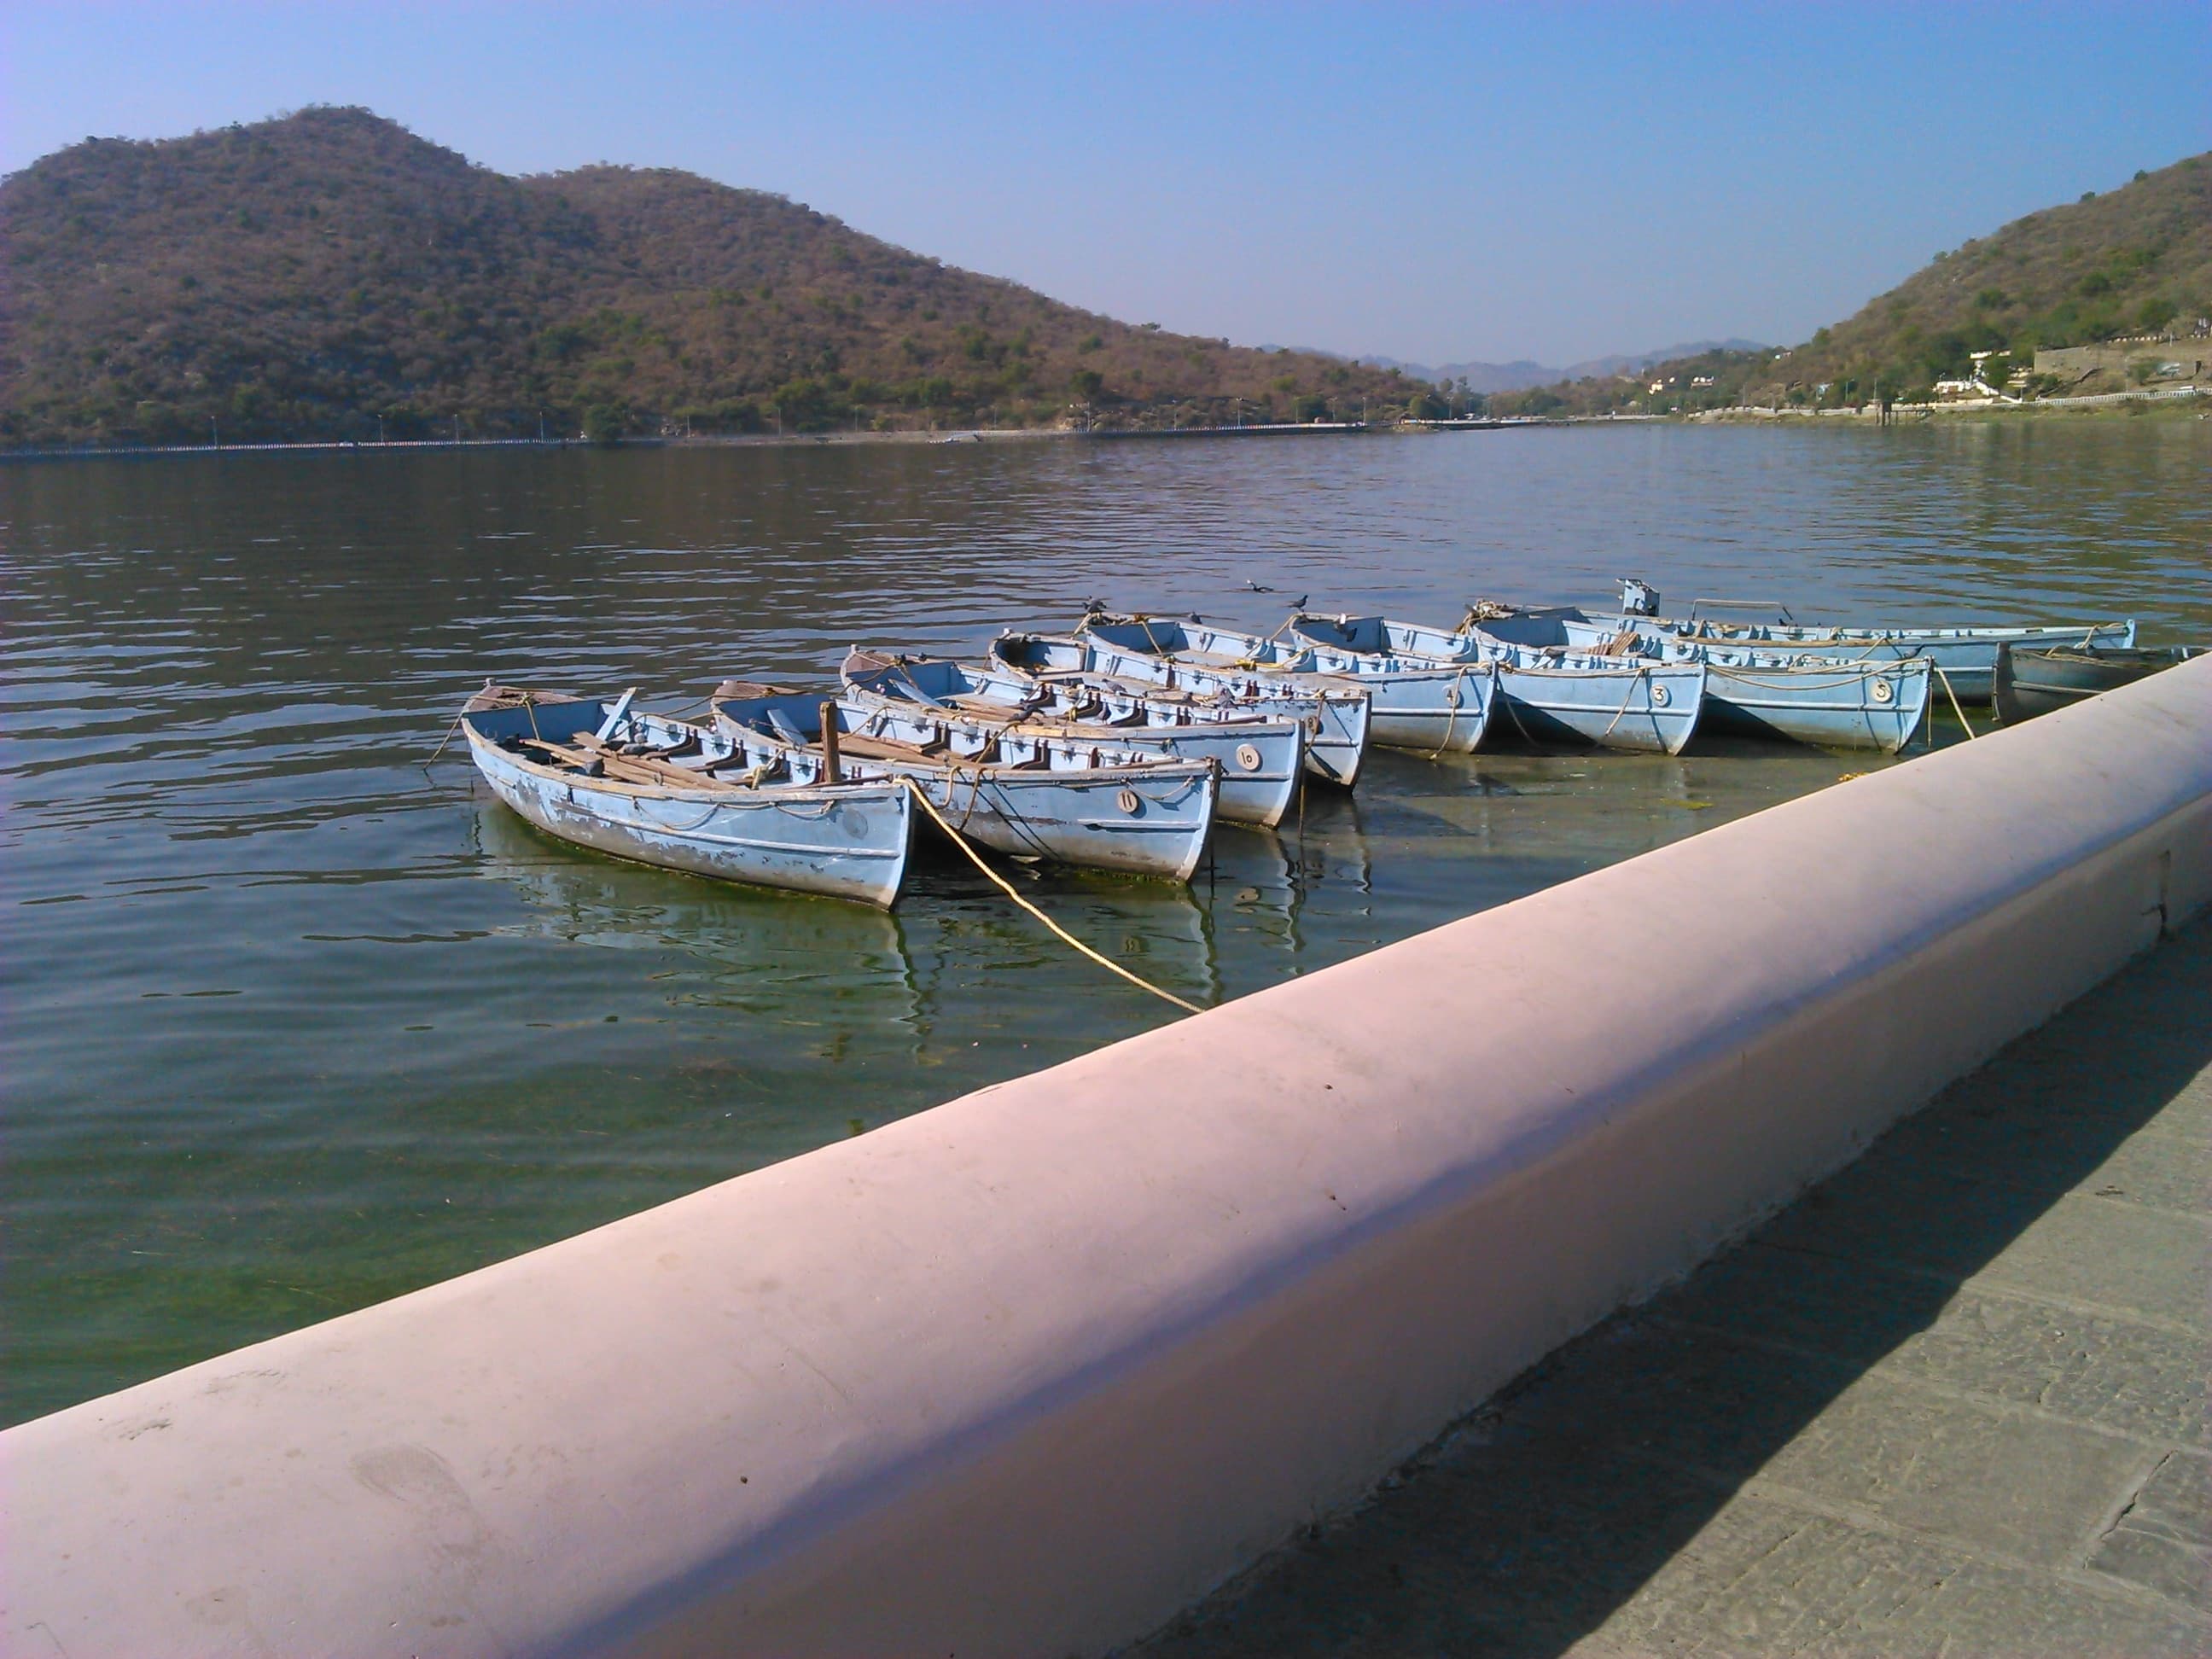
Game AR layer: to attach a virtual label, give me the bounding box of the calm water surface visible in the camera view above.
[4,422,2207,1423]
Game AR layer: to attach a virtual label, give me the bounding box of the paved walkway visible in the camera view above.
[1138,923,2212,1657]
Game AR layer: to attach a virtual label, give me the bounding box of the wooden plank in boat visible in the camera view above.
[527,736,754,793]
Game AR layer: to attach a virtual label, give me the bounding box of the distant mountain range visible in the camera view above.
[1285,341,1770,393]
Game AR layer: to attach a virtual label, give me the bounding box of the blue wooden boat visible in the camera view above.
[1590,579,2137,703]
[990,629,1374,789]
[459,685,914,907]
[1402,608,1932,753]
[841,649,1305,828]
[1080,614,1504,755]
[1280,614,1703,754]
[711,685,1219,882]
[1993,642,2203,723]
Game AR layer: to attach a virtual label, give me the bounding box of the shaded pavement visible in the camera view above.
[1137,922,2212,1656]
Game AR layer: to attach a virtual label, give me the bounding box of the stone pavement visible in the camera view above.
[1137,923,2212,1657]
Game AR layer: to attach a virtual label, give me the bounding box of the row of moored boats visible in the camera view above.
[459,579,2180,907]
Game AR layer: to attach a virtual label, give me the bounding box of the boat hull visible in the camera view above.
[1082,619,1500,756]
[1313,661,1498,754]
[1082,643,1375,780]
[1624,617,2139,703]
[1545,621,1935,752]
[1000,632,1372,787]
[907,765,1216,881]
[463,707,912,907]
[1487,662,1704,754]
[1993,643,2202,724]
[1285,614,1702,754]
[712,693,1218,882]
[841,655,1304,828]
[1693,660,1931,751]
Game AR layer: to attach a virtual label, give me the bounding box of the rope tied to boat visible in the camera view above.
[897,778,1203,1016]
[1598,663,1644,741]
[1425,661,1476,760]
[1933,663,1978,740]
[1592,659,1671,742]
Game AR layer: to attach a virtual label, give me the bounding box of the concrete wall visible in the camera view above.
[6,658,2209,1659]
[2034,338,2211,385]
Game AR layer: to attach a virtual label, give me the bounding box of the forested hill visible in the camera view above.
[0,108,1414,447]
[1490,150,2211,416]
[1750,150,2212,401]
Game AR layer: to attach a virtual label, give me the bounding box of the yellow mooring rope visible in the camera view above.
[898,777,1205,1016]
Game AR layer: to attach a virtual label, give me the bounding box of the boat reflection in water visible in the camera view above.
[471,720,1886,1084]
[469,798,1383,1074]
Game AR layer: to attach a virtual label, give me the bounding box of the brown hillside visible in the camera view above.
[1487,149,2211,417]
[1750,149,2212,402]
[0,107,1414,446]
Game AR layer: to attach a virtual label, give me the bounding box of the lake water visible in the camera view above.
[4,421,2207,1424]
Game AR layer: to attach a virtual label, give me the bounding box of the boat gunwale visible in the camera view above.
[462,712,911,811]
[841,654,1304,746]
[708,701,1218,793]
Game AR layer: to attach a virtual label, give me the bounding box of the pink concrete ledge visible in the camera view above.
[5,658,2209,1658]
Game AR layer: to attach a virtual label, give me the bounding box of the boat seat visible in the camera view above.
[947,695,1018,725]
[834,731,938,764]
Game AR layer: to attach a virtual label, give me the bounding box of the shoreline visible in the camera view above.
[0,422,1372,464]
[3,392,2202,463]
[0,419,1513,465]
[1691,384,2209,423]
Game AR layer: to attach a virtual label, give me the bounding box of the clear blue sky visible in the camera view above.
[5,3,2206,368]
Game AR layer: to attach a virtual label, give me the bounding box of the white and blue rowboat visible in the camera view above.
[1590,579,2137,703]
[459,684,914,907]
[711,684,1219,882]
[841,648,1305,829]
[1385,608,1931,753]
[1079,614,1503,756]
[991,629,1374,789]
[1278,613,1703,755]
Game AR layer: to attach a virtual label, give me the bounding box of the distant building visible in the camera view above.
[1691,375,1715,387]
